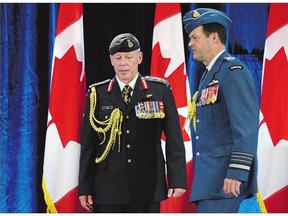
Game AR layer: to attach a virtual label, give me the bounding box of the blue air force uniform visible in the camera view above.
[182,8,260,211]
[191,51,259,202]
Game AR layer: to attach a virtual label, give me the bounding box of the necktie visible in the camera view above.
[122,85,132,104]
[203,68,209,77]
[199,68,209,87]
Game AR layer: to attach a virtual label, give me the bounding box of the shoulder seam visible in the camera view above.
[89,79,111,88]
[144,76,170,86]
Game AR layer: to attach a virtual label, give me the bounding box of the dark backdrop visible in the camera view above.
[83,3,191,86]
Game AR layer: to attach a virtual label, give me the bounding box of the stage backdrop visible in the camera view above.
[1,3,270,213]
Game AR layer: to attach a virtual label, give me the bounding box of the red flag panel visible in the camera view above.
[151,3,195,212]
[42,3,86,213]
[258,3,288,213]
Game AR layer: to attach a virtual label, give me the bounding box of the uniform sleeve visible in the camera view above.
[222,65,259,182]
[162,84,187,189]
[78,89,98,196]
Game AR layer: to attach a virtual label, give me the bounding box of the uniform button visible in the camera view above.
[127,144,131,149]
[196,119,199,123]
[195,136,199,140]
[126,115,129,119]
[127,159,132,163]
[126,130,130,134]
[105,115,108,119]
[196,152,200,156]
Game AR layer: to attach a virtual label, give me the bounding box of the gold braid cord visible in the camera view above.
[187,91,198,132]
[89,87,123,164]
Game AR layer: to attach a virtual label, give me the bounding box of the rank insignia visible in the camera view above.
[135,101,165,119]
[198,85,219,106]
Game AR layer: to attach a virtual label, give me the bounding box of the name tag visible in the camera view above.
[101,106,113,110]
[135,101,165,119]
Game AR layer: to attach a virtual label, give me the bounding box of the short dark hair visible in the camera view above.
[202,23,227,45]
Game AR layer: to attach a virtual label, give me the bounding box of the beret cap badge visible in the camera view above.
[127,39,133,48]
[109,33,140,55]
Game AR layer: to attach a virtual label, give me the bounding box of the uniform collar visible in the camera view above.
[116,73,139,93]
[206,49,226,72]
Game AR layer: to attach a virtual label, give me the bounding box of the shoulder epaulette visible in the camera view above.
[223,56,244,71]
[144,76,170,86]
[89,79,111,89]
[224,56,236,61]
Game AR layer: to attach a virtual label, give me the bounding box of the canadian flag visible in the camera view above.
[257,3,288,213]
[151,3,195,212]
[42,3,86,212]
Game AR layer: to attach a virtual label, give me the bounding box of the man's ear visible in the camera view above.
[138,52,143,64]
[109,55,114,66]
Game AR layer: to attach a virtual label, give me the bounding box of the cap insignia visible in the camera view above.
[192,10,201,18]
[127,39,133,48]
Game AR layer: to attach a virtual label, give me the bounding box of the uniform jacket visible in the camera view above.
[190,51,259,202]
[79,74,187,205]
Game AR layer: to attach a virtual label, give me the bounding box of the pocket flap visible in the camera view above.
[214,144,233,157]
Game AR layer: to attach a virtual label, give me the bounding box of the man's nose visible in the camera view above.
[188,39,193,47]
[120,58,128,65]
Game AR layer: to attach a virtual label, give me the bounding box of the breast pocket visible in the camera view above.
[198,102,223,124]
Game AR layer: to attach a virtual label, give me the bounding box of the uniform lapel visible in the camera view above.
[108,78,127,111]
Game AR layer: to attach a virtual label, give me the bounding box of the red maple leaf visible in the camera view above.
[151,42,171,77]
[261,47,288,146]
[165,63,187,109]
[152,42,190,142]
[48,46,86,148]
[168,68,191,142]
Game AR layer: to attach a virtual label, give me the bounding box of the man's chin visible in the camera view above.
[118,76,131,83]
[192,56,201,62]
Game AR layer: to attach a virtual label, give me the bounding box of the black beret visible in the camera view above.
[183,8,232,33]
[109,33,140,55]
